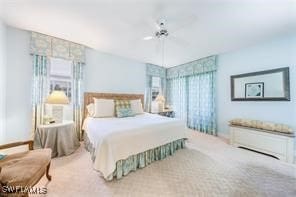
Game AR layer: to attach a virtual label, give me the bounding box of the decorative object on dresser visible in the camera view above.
[34,120,80,158]
[231,67,290,101]
[229,118,294,163]
[46,90,70,123]
[0,140,52,196]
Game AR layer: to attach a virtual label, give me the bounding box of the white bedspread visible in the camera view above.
[83,113,187,179]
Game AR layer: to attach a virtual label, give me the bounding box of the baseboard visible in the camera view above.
[217,132,230,139]
[217,132,230,144]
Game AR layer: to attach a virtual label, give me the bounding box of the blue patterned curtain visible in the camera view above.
[32,55,49,132]
[166,56,217,135]
[187,72,216,134]
[31,32,85,62]
[72,61,84,140]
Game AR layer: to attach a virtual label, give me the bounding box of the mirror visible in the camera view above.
[231,67,290,101]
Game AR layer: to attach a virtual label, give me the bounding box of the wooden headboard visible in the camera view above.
[83,92,144,121]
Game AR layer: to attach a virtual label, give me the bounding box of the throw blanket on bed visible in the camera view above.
[83,113,188,179]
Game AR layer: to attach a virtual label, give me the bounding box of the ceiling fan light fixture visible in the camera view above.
[155,29,169,38]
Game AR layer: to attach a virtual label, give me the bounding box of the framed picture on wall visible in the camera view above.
[245,82,264,98]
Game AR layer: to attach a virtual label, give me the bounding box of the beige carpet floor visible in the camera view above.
[34,131,296,197]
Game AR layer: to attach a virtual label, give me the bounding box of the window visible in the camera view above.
[49,58,72,101]
[151,77,161,101]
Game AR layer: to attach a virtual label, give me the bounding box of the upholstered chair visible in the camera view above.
[0,140,52,197]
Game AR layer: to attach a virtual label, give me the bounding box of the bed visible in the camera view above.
[82,92,187,180]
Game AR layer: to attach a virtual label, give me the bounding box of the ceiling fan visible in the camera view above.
[143,19,169,41]
[142,17,193,48]
[142,17,195,67]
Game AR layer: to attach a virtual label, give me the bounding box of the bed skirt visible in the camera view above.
[84,132,186,181]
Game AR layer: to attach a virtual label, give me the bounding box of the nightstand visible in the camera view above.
[34,120,80,158]
[154,110,175,118]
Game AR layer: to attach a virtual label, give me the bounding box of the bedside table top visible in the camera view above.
[161,109,174,113]
[151,109,174,114]
[38,120,74,128]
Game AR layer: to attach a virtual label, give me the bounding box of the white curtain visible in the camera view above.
[166,76,187,120]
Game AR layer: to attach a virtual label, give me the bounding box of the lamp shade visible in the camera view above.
[155,94,165,102]
[46,91,69,104]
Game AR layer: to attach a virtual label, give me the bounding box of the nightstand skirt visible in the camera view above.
[34,124,80,158]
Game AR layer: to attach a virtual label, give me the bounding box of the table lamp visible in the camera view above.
[155,94,165,112]
[46,91,69,123]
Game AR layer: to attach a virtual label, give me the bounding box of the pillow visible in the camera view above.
[86,103,95,117]
[229,118,242,126]
[93,99,115,118]
[114,100,132,117]
[130,99,144,114]
[117,107,135,118]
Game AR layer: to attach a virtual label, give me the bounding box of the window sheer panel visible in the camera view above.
[167,77,187,120]
[49,57,72,101]
[50,58,72,76]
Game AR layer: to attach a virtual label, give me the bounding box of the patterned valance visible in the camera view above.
[166,56,217,79]
[30,32,85,63]
[146,63,166,78]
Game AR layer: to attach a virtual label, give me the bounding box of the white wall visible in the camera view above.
[217,35,296,138]
[0,21,7,144]
[84,48,146,94]
[5,26,32,142]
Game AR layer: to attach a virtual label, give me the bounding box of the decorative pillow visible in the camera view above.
[0,154,6,160]
[130,99,144,114]
[86,103,95,117]
[114,100,132,117]
[93,99,115,118]
[229,118,294,134]
[117,107,135,118]
[256,121,264,129]
[229,118,242,126]
[262,122,275,131]
[281,124,293,133]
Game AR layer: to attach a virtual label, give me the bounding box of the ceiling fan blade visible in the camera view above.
[143,36,155,41]
[154,21,161,30]
[167,35,191,48]
[168,14,198,35]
